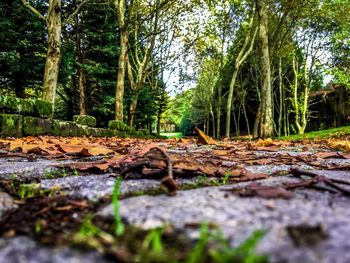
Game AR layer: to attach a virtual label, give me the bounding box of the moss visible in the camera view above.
[73,115,96,127]
[0,114,23,138]
[51,119,61,136]
[76,125,91,137]
[108,120,129,131]
[23,117,52,136]
[34,99,53,118]
[51,120,79,137]
[87,127,99,137]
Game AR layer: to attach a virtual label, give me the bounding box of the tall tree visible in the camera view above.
[256,0,273,138]
[225,7,257,138]
[21,0,88,109]
[114,0,128,122]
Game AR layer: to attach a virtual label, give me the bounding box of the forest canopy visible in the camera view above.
[0,0,349,138]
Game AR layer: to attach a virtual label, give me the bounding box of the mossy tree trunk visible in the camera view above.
[42,0,62,110]
[74,3,87,115]
[114,0,128,122]
[257,0,273,138]
[21,0,88,111]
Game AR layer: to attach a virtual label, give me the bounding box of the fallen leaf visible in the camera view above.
[238,168,269,181]
[194,127,216,145]
[327,140,350,152]
[80,146,115,156]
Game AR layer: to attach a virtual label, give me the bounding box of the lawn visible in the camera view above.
[160,132,183,139]
[279,125,350,140]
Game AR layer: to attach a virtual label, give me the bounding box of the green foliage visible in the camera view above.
[0,0,46,97]
[142,228,164,255]
[0,96,52,118]
[113,176,125,237]
[187,223,210,263]
[210,230,267,263]
[17,183,59,199]
[188,223,267,263]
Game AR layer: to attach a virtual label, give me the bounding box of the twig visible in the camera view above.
[289,168,350,196]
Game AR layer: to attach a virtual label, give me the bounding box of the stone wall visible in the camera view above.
[0,96,150,138]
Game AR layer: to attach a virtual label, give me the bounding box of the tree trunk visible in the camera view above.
[78,67,86,115]
[225,69,238,138]
[257,0,273,138]
[128,93,138,127]
[75,9,86,115]
[242,99,250,136]
[225,12,257,138]
[216,84,222,138]
[157,111,161,135]
[14,77,25,98]
[277,57,283,136]
[253,102,261,138]
[42,0,62,111]
[115,0,128,122]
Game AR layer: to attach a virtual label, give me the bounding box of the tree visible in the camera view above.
[21,0,88,109]
[114,0,128,122]
[225,7,257,138]
[256,0,273,138]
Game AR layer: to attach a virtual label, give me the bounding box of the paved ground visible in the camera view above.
[0,141,350,263]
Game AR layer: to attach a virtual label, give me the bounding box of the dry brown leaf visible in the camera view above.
[256,138,274,147]
[80,146,115,156]
[238,168,269,181]
[327,140,350,152]
[195,127,216,145]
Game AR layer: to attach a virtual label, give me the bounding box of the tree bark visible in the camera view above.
[128,93,138,126]
[277,57,283,136]
[42,0,62,110]
[115,0,128,122]
[74,8,86,115]
[225,10,257,138]
[257,0,273,138]
[216,84,222,138]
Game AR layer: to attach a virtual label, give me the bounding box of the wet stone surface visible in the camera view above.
[40,174,193,200]
[0,236,112,263]
[0,191,17,220]
[99,173,350,263]
[0,158,56,180]
[1,143,350,262]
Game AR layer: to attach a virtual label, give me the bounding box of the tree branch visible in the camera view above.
[64,0,90,25]
[20,0,46,21]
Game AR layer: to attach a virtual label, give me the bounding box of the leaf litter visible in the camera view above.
[0,129,350,197]
[1,129,350,261]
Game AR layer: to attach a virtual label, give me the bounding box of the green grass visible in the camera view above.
[160,132,183,138]
[279,125,350,141]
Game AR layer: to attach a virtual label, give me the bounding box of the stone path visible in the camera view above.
[0,143,350,263]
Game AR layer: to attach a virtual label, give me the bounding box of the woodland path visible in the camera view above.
[0,135,350,262]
